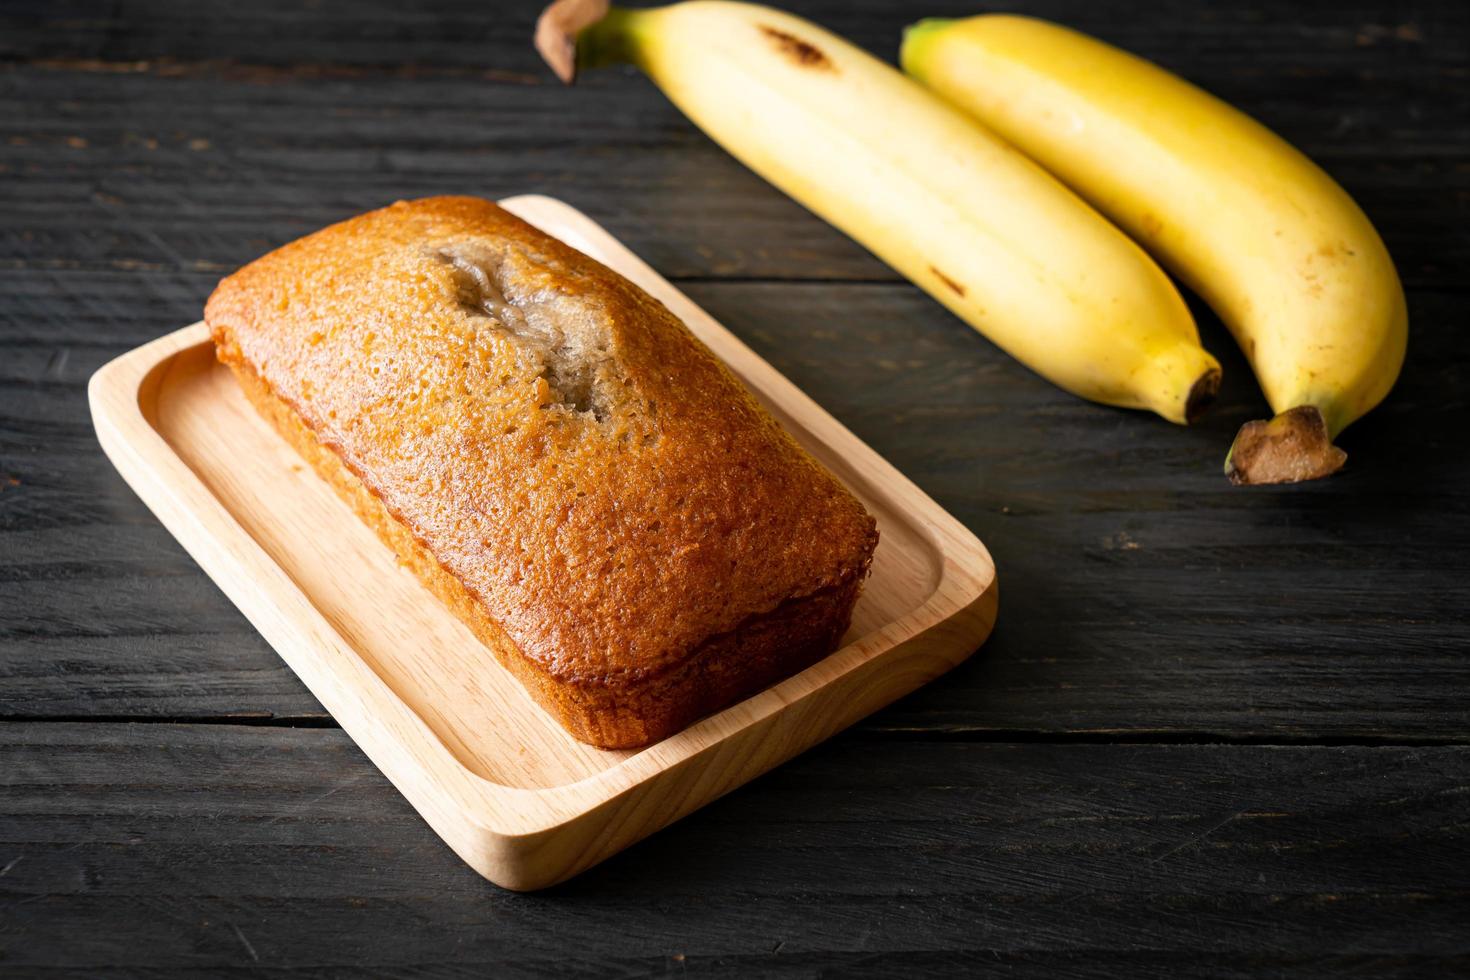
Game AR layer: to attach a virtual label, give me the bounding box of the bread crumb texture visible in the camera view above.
[205,197,877,705]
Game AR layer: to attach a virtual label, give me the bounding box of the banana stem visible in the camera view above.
[535,0,615,83]
[1224,406,1347,485]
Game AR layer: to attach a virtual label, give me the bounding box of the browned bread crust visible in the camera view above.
[205,196,877,749]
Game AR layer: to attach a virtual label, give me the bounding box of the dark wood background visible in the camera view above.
[3,0,1468,975]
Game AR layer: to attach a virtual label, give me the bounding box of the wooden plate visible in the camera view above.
[88,195,998,890]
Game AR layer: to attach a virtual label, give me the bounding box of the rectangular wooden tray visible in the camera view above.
[88,195,997,890]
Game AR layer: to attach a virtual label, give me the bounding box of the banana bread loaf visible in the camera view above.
[205,196,877,749]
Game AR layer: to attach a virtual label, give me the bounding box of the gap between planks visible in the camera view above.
[0,256,916,288]
[0,713,1464,748]
[4,259,1468,294]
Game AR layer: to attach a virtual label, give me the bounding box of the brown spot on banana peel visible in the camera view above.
[758,25,836,71]
[1224,405,1347,485]
[535,0,610,83]
[929,266,966,298]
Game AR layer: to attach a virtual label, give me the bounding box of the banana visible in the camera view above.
[902,15,1408,484]
[535,0,1220,424]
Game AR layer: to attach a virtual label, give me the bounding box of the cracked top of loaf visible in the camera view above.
[204,196,877,687]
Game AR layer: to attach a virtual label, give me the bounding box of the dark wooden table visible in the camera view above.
[3,0,1468,975]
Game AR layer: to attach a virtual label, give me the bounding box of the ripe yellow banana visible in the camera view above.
[536,0,1220,424]
[902,15,1408,484]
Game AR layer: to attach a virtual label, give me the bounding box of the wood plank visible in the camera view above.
[3,269,1467,737]
[5,0,1466,79]
[1,723,1467,972]
[80,196,995,888]
[3,0,1466,966]
[1,0,1466,286]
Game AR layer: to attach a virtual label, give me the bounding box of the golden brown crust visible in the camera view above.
[205,196,876,749]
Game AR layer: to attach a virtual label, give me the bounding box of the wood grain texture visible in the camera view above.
[0,0,1466,286]
[85,197,996,887]
[6,275,1468,739]
[3,0,1469,968]
[2,723,1468,975]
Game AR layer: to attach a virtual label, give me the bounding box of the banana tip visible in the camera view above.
[900,17,954,69]
[1184,366,1221,424]
[903,17,956,44]
[1225,406,1347,485]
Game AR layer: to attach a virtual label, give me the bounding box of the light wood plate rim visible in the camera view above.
[89,195,997,886]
